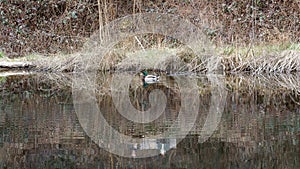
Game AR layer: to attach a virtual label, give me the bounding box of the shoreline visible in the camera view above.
[1,43,299,74]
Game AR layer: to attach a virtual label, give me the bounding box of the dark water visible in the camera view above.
[0,73,299,169]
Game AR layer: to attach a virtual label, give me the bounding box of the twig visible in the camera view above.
[134,36,145,51]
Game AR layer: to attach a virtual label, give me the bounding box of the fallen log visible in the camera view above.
[0,61,36,70]
[0,71,33,77]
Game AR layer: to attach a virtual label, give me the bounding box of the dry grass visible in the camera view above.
[220,43,300,73]
[244,50,300,73]
[1,0,299,57]
[83,41,300,74]
[226,73,300,93]
[2,44,300,75]
[1,0,299,75]
[115,48,179,71]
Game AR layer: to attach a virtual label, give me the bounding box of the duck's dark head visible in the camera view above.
[141,70,148,76]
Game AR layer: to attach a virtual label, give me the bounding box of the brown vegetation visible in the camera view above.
[1,0,299,58]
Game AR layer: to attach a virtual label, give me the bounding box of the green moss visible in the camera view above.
[0,77,7,84]
[0,52,4,58]
[287,43,300,50]
[24,54,41,61]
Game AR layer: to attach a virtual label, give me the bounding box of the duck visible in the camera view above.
[140,71,160,84]
[160,143,166,156]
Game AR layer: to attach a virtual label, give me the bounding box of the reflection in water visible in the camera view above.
[129,138,177,158]
[73,71,202,157]
[0,73,299,168]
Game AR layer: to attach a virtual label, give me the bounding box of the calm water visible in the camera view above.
[0,72,299,169]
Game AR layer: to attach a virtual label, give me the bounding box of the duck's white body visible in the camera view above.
[160,144,166,156]
[144,75,160,84]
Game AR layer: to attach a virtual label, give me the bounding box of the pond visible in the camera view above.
[0,72,299,169]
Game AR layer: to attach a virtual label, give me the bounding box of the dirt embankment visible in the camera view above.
[1,0,299,58]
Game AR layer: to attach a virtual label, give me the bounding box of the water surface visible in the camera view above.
[0,73,299,168]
